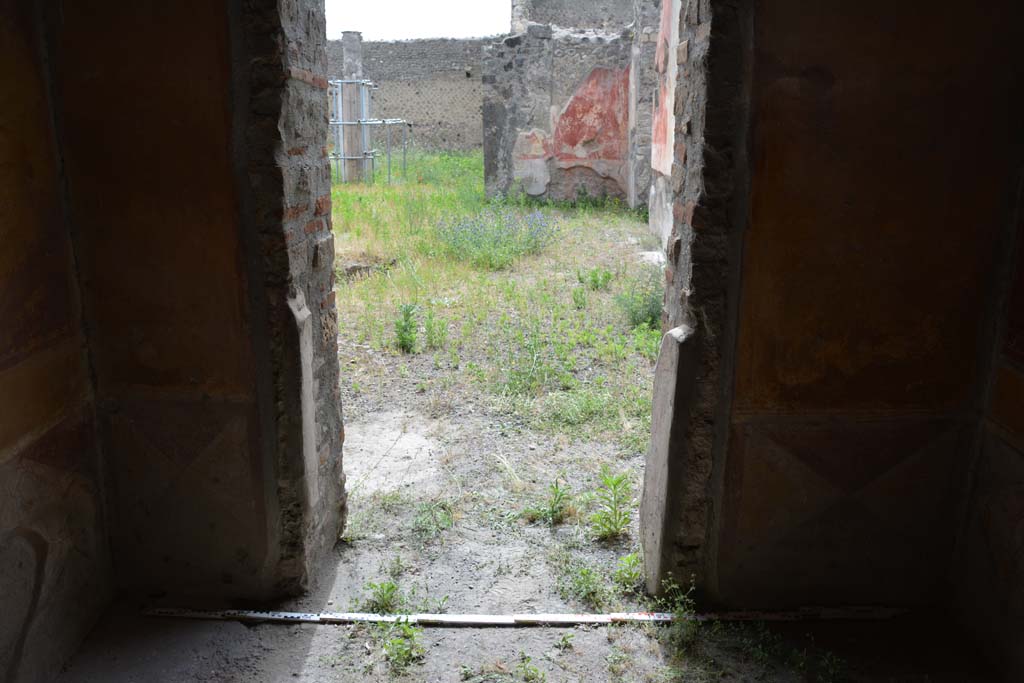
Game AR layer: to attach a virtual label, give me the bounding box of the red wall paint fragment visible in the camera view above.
[551,66,630,164]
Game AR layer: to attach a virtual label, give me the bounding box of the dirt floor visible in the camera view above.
[58,156,998,682]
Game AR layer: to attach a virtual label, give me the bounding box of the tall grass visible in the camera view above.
[332,151,486,265]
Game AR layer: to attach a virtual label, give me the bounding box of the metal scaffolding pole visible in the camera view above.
[328,80,413,185]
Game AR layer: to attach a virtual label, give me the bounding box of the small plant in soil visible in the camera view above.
[412,499,455,540]
[817,651,849,683]
[424,309,449,350]
[554,633,575,652]
[659,574,702,655]
[578,266,614,291]
[523,478,573,526]
[378,620,425,673]
[459,662,513,682]
[552,548,614,611]
[631,322,662,362]
[361,580,402,614]
[395,303,419,353]
[384,554,408,579]
[616,265,664,328]
[589,465,634,541]
[514,652,546,682]
[571,285,588,310]
[606,647,630,678]
[613,552,643,592]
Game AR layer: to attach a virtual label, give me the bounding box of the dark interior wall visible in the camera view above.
[959,227,1024,678]
[49,0,278,598]
[2,0,343,678]
[0,2,111,681]
[715,0,1024,607]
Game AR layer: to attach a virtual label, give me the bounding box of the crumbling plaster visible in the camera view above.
[483,25,636,204]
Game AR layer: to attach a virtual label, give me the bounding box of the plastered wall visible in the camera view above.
[0,4,111,681]
[642,3,1024,679]
[1,0,345,678]
[717,0,1023,607]
[959,226,1024,679]
[54,0,281,599]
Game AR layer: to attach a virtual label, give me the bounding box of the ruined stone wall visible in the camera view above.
[328,37,486,151]
[483,25,634,203]
[511,0,635,32]
[640,0,745,593]
[629,0,660,209]
[273,0,347,591]
[0,4,111,681]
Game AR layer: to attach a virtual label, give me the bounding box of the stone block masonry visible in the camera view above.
[483,25,636,204]
[328,37,489,151]
[512,0,636,32]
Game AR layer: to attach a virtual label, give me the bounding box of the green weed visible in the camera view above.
[385,555,408,579]
[817,651,849,683]
[613,552,643,592]
[579,266,614,291]
[551,547,614,610]
[589,466,634,541]
[571,286,588,310]
[437,209,557,270]
[660,575,702,655]
[631,322,662,361]
[412,499,455,540]
[616,266,664,328]
[523,478,573,526]
[361,580,402,614]
[378,620,425,672]
[424,309,449,349]
[514,653,546,682]
[542,387,615,427]
[395,303,418,353]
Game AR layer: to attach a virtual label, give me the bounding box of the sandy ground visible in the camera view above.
[58,363,1000,683]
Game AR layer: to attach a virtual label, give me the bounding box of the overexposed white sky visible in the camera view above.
[326,0,510,41]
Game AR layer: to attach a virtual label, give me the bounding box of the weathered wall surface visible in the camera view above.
[483,25,634,203]
[629,0,660,209]
[512,0,635,32]
[2,0,344,678]
[959,224,1024,678]
[0,3,111,681]
[328,38,486,150]
[720,0,1022,608]
[54,0,281,600]
[271,0,347,591]
[642,2,1024,654]
[641,0,746,591]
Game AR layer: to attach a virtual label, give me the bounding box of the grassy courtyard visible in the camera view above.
[332,152,663,460]
[324,153,853,682]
